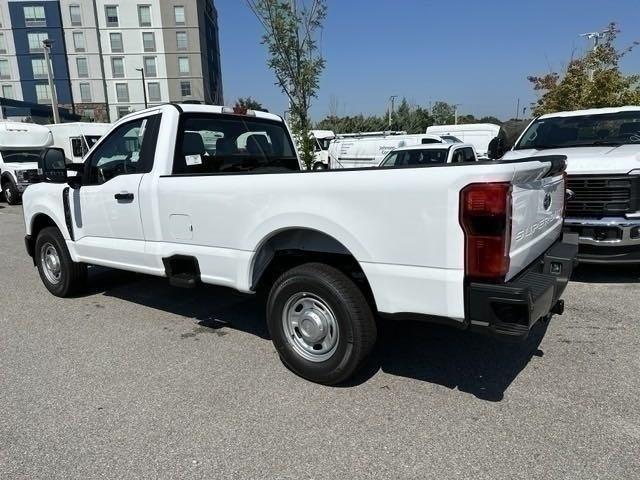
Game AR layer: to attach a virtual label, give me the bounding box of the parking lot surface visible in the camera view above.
[1,203,639,479]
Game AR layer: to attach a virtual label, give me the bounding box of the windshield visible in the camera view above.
[174,114,298,174]
[515,111,640,150]
[85,135,102,148]
[0,149,42,164]
[381,148,450,167]
[440,135,462,143]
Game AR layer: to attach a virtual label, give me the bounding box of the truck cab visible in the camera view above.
[47,122,113,164]
[0,121,53,205]
[379,143,478,167]
[502,106,640,264]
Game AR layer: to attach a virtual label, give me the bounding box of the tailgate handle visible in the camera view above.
[114,192,134,202]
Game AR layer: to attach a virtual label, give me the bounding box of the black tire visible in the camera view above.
[267,263,377,385]
[312,162,327,170]
[2,178,20,205]
[35,226,87,297]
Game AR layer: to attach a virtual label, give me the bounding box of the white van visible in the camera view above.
[0,121,53,204]
[328,133,446,169]
[310,130,335,170]
[426,123,501,159]
[47,122,112,164]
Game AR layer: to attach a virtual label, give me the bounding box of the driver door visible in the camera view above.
[70,114,161,264]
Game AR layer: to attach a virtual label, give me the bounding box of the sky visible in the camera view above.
[216,0,640,122]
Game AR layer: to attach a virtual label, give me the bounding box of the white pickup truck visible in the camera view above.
[502,107,640,264]
[23,104,577,385]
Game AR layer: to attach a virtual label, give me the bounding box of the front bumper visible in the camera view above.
[467,233,578,340]
[564,217,640,264]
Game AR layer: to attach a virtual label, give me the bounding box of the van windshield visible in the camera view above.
[0,149,42,163]
[515,111,640,150]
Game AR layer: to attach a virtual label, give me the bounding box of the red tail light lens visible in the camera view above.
[460,182,512,282]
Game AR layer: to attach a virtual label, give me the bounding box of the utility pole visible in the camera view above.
[453,104,461,125]
[136,68,148,109]
[42,38,60,124]
[388,95,398,129]
[580,30,606,81]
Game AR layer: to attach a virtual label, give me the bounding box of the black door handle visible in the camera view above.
[114,192,134,201]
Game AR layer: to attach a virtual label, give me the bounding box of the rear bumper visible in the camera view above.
[466,233,578,340]
[563,217,640,264]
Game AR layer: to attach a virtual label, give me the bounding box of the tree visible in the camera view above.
[246,0,327,168]
[431,101,455,125]
[528,23,640,116]
[234,97,266,112]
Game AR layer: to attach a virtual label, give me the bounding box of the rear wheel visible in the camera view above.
[2,178,20,205]
[35,227,87,297]
[312,162,327,170]
[267,263,377,385]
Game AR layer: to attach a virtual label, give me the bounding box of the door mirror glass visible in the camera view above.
[487,136,505,160]
[38,148,68,183]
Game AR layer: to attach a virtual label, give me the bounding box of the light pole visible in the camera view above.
[453,104,462,125]
[136,68,148,109]
[388,95,398,129]
[42,38,60,124]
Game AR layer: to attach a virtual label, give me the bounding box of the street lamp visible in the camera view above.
[136,68,148,109]
[42,38,60,124]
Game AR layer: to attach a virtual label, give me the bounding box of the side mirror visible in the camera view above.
[38,148,68,183]
[487,136,506,160]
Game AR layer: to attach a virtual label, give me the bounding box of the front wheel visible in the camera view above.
[2,178,20,205]
[267,263,377,385]
[312,162,328,170]
[35,227,87,297]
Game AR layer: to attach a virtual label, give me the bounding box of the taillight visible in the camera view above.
[459,182,512,282]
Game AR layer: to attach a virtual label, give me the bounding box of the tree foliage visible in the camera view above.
[316,99,501,134]
[529,23,640,116]
[246,0,326,168]
[234,97,266,112]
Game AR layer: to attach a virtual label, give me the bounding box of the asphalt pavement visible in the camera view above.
[1,203,639,479]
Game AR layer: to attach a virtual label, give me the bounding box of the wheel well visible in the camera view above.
[252,229,377,310]
[27,214,58,260]
[1,172,12,186]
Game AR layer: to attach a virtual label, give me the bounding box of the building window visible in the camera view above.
[69,5,82,26]
[28,32,48,53]
[76,57,88,78]
[178,57,190,76]
[176,31,188,50]
[174,6,185,25]
[79,83,92,102]
[147,82,161,102]
[138,5,151,27]
[81,109,95,121]
[111,57,124,78]
[109,32,123,53]
[2,84,14,99]
[0,59,10,79]
[116,106,130,119]
[142,32,156,52]
[105,5,119,27]
[180,80,191,98]
[31,58,48,79]
[0,33,6,54]
[115,83,129,102]
[24,6,46,27]
[35,84,51,103]
[143,57,157,77]
[73,32,85,52]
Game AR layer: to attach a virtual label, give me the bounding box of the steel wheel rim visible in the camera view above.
[40,242,62,285]
[4,186,11,202]
[282,292,340,363]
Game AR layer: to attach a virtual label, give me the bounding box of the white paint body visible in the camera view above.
[427,124,501,159]
[0,122,53,193]
[23,105,565,324]
[47,122,113,163]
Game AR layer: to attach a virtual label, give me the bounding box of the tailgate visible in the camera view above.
[507,160,566,281]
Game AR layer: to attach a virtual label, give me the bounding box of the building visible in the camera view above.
[0,0,223,122]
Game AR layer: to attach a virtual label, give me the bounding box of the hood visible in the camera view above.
[502,145,640,175]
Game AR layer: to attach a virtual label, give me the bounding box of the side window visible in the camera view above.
[86,114,161,184]
[451,149,464,163]
[71,137,83,158]
[173,114,298,175]
[382,152,398,166]
[463,147,475,162]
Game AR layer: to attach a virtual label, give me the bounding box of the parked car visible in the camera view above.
[379,143,478,167]
[0,121,53,205]
[23,104,577,385]
[328,132,447,169]
[501,106,640,264]
[47,122,112,164]
[427,123,501,159]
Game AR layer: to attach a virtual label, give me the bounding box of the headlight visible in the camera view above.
[15,170,27,182]
[629,169,640,176]
[15,170,38,183]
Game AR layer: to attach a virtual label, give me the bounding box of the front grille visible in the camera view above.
[567,175,640,218]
